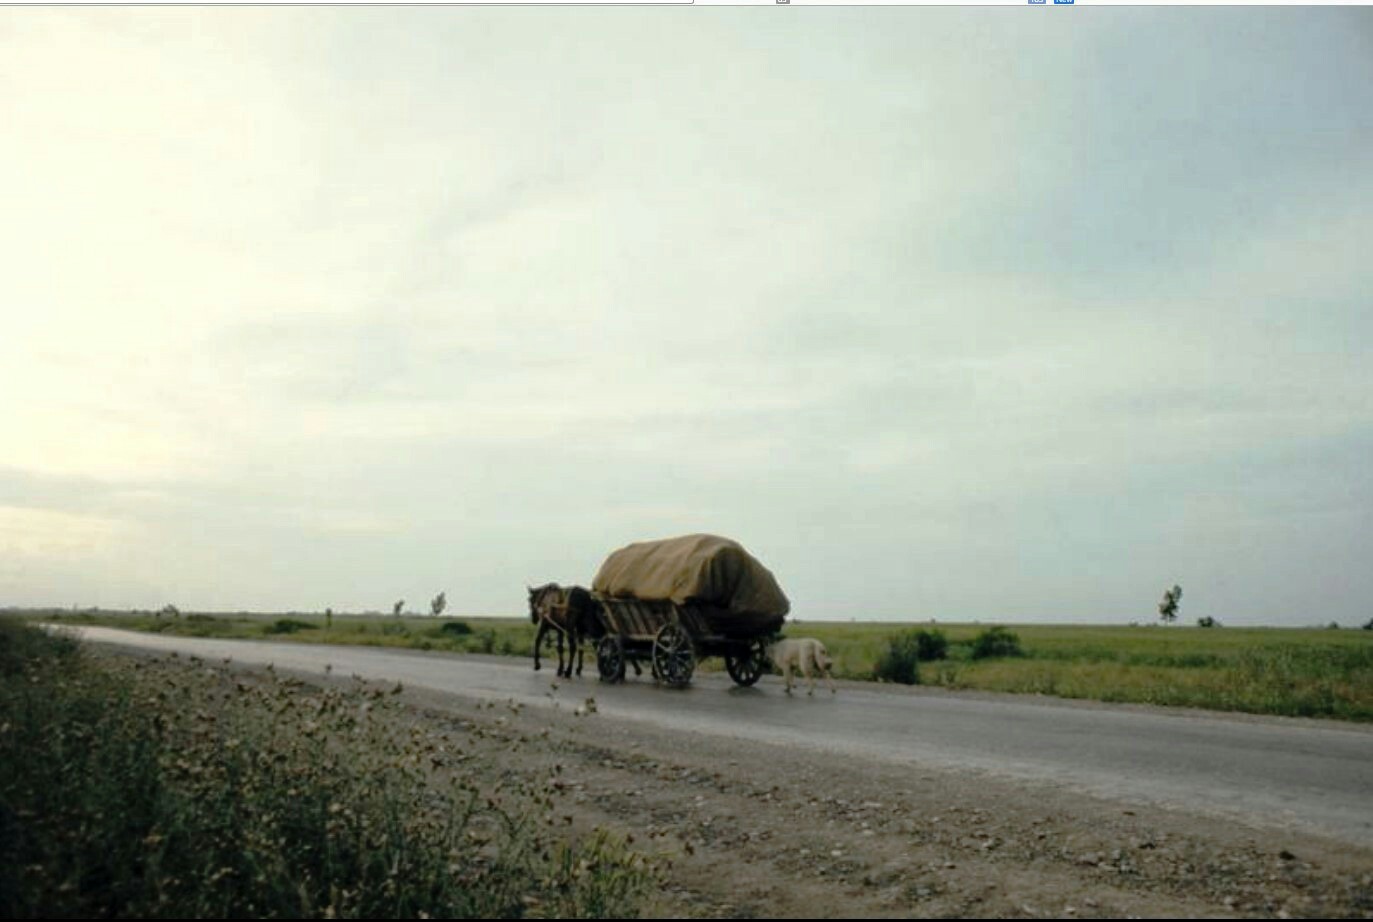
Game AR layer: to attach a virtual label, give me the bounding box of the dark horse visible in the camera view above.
[527,583,599,678]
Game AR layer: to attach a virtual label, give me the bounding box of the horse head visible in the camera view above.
[528,582,561,624]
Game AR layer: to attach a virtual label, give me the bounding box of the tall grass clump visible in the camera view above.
[0,621,658,919]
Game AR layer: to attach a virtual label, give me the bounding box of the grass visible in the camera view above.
[22,610,1373,722]
[37,609,536,657]
[797,621,1373,721]
[0,620,659,918]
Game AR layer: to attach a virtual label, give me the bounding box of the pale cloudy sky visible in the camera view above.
[2,9,1370,625]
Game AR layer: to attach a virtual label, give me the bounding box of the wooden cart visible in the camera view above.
[589,594,783,688]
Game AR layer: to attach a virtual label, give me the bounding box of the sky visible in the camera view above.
[1,9,1370,626]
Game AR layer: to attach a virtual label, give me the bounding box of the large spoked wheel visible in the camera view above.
[596,636,627,684]
[651,622,695,687]
[725,638,768,687]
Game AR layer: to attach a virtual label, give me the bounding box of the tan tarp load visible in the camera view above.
[592,534,790,618]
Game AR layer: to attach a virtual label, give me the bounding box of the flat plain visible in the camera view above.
[20,610,1373,721]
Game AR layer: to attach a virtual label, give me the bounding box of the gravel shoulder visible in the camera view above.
[97,646,1373,918]
[407,689,1373,918]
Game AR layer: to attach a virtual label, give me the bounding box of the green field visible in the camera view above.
[31,609,538,657]
[795,620,1373,721]
[21,610,1373,722]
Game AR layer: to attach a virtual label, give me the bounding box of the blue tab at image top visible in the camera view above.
[1053,0,1074,4]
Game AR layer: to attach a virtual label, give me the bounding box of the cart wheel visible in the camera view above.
[596,636,626,684]
[725,638,768,687]
[651,622,695,687]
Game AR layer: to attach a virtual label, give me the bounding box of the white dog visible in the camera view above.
[766,638,836,695]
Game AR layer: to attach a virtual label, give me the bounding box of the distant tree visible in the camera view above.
[1197,616,1220,628]
[1158,584,1182,624]
[325,607,334,628]
[393,599,404,617]
[1363,617,1373,631]
[159,604,181,620]
[1326,621,1340,630]
[431,591,447,618]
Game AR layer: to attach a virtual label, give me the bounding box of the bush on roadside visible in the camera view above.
[914,629,948,661]
[971,626,1023,660]
[476,629,498,654]
[0,620,77,676]
[873,631,922,685]
[265,618,317,635]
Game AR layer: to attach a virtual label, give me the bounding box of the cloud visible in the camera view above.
[1,10,1369,621]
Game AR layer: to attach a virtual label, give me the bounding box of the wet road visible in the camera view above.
[60,624,1373,848]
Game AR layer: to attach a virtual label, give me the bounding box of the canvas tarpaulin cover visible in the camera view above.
[591,534,790,618]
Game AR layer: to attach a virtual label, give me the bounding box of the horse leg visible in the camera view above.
[533,621,546,671]
[573,626,583,677]
[556,629,567,678]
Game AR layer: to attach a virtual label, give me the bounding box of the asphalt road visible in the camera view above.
[60,625,1373,849]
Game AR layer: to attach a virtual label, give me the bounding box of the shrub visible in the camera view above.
[1197,616,1220,628]
[440,620,473,637]
[971,626,1023,660]
[873,631,922,685]
[265,618,317,635]
[0,619,77,676]
[914,629,948,661]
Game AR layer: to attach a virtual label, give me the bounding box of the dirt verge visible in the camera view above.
[104,648,1373,919]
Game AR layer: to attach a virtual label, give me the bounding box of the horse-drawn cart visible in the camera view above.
[591,595,782,687]
[587,534,789,688]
